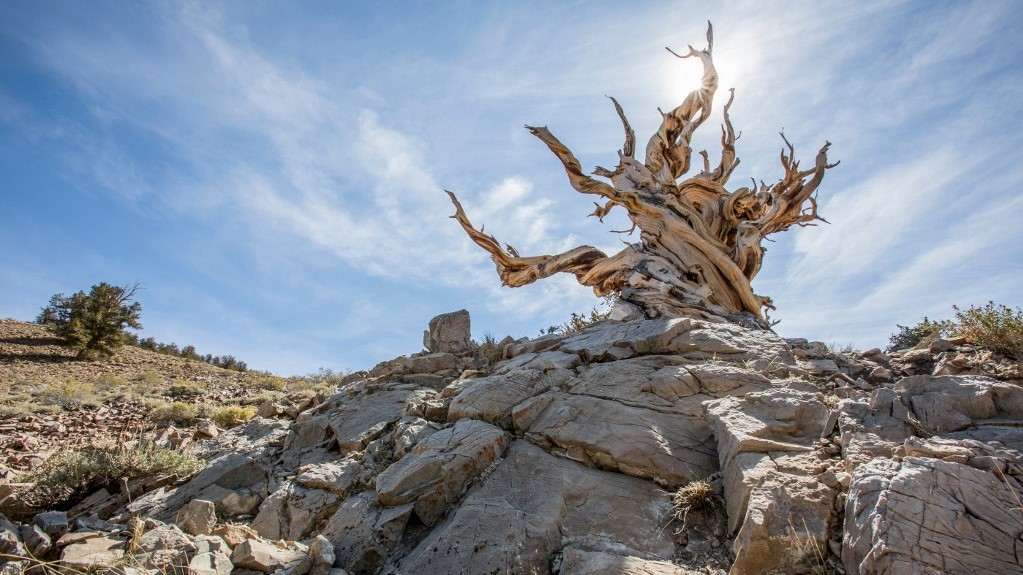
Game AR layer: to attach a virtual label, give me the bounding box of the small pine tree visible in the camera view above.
[37,282,143,359]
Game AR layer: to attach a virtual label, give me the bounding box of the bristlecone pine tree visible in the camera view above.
[447,24,837,328]
[37,282,143,359]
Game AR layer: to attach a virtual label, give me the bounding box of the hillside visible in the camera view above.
[0,319,334,476]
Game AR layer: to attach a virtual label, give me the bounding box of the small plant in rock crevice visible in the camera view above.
[671,479,722,532]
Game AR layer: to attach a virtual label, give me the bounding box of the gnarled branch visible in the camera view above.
[446,23,836,326]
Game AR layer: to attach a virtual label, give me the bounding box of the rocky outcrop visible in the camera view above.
[4,310,1023,575]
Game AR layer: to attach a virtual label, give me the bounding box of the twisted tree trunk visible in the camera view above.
[447,24,837,328]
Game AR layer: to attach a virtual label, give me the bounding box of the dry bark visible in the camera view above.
[447,24,837,327]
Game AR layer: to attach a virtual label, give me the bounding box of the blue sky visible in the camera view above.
[2,1,1021,374]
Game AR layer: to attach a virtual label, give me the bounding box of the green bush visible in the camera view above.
[886,317,954,352]
[40,379,98,410]
[211,405,256,428]
[164,379,206,397]
[954,302,1023,359]
[37,282,142,359]
[246,374,286,391]
[148,401,198,425]
[25,441,203,510]
[133,369,165,387]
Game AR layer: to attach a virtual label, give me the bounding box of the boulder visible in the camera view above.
[844,455,1023,574]
[559,547,690,574]
[231,539,308,573]
[320,491,414,574]
[60,534,128,570]
[188,551,234,575]
[251,481,341,541]
[133,523,197,573]
[375,419,508,525]
[521,390,717,484]
[398,441,676,574]
[176,498,216,536]
[423,309,471,353]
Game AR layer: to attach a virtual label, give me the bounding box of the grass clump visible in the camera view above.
[148,401,198,426]
[954,302,1023,359]
[211,405,256,428]
[672,480,721,530]
[25,441,203,510]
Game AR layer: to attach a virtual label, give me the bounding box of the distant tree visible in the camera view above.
[37,282,143,359]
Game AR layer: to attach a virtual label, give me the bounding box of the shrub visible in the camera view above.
[37,282,142,359]
[164,379,206,397]
[148,401,198,425]
[133,369,165,387]
[211,405,256,428]
[247,374,286,391]
[40,379,97,410]
[886,317,954,352]
[25,441,203,510]
[954,302,1023,359]
[93,373,131,390]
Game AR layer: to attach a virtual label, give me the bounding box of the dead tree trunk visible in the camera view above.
[447,24,837,328]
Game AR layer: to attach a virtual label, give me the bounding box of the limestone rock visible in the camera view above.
[308,534,336,575]
[559,547,690,574]
[844,455,1023,574]
[176,498,216,536]
[423,309,471,353]
[326,389,419,453]
[375,419,508,525]
[320,491,414,574]
[60,533,128,571]
[294,459,364,493]
[188,551,234,575]
[231,539,308,573]
[447,368,572,428]
[397,441,675,574]
[251,481,341,541]
[522,390,716,484]
[134,523,197,573]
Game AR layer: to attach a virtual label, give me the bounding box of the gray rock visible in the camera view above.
[423,309,471,353]
[326,389,419,453]
[521,390,717,485]
[60,534,128,570]
[375,419,508,525]
[231,539,308,573]
[251,481,341,541]
[19,523,51,557]
[188,551,233,575]
[398,441,675,574]
[844,455,1023,574]
[447,368,572,428]
[559,547,689,574]
[32,510,69,539]
[176,498,216,536]
[294,459,364,493]
[407,352,458,374]
[308,535,336,575]
[320,491,414,574]
[134,523,196,573]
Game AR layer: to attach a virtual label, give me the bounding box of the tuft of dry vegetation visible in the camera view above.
[212,405,256,428]
[672,479,722,529]
[954,302,1023,359]
[23,440,203,511]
